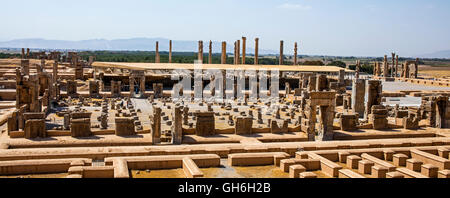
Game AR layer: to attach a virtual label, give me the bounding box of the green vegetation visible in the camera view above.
[326,60,346,68]
[0,53,20,59]
[302,60,324,66]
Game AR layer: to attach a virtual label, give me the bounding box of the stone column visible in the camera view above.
[208,40,212,64]
[151,106,161,144]
[242,37,246,64]
[222,70,227,98]
[21,59,30,76]
[383,55,388,77]
[294,42,298,66]
[169,40,172,63]
[279,40,284,65]
[198,40,203,62]
[140,76,146,97]
[129,76,135,97]
[172,106,183,144]
[233,41,237,65]
[155,41,160,63]
[352,79,366,117]
[396,55,399,77]
[414,58,419,78]
[210,75,216,97]
[26,48,30,59]
[237,40,240,64]
[221,41,226,64]
[376,62,382,77]
[254,38,259,65]
[392,53,396,77]
[21,48,25,59]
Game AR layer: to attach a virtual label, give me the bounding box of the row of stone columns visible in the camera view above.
[374,53,419,79]
[152,38,298,65]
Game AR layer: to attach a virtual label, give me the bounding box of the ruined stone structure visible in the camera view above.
[195,112,215,136]
[115,118,136,136]
[365,80,382,119]
[352,79,366,117]
[3,41,450,179]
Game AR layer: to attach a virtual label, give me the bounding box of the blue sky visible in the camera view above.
[0,0,449,57]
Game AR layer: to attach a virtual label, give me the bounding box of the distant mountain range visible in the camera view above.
[418,50,450,59]
[0,38,278,54]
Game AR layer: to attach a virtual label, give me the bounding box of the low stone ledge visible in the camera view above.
[0,158,92,175]
[228,152,289,166]
[308,153,342,177]
[397,168,428,178]
[338,169,365,178]
[361,153,396,172]
[183,157,203,178]
[410,149,450,170]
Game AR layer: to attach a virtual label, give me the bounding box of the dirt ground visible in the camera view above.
[419,65,450,78]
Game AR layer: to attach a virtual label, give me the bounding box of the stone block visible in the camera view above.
[406,158,423,172]
[289,165,306,178]
[70,118,91,137]
[371,165,388,178]
[438,170,450,178]
[421,164,438,178]
[358,160,374,174]
[115,118,136,136]
[347,155,362,169]
[386,171,404,178]
[299,172,317,178]
[393,154,408,167]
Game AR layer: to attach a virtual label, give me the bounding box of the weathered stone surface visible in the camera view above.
[195,112,215,136]
[235,116,253,135]
[115,117,136,136]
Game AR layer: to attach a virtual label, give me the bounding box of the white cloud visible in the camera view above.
[277,3,312,10]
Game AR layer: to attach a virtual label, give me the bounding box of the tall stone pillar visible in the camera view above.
[294,42,298,66]
[21,48,25,59]
[338,69,345,85]
[222,70,227,98]
[198,40,203,62]
[155,41,160,63]
[414,58,419,78]
[169,40,172,63]
[208,40,212,64]
[151,106,161,144]
[242,37,246,64]
[26,48,30,59]
[233,41,237,65]
[396,55,399,77]
[221,42,226,64]
[254,38,259,65]
[129,76,135,96]
[172,106,183,144]
[140,76,146,97]
[352,79,366,117]
[383,55,388,77]
[392,53,396,77]
[375,62,381,77]
[279,40,284,65]
[237,40,240,64]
